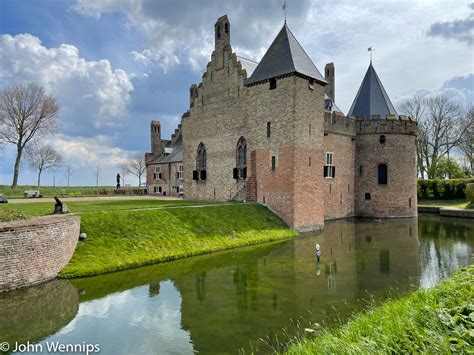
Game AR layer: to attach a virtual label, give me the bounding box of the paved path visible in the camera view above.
[6,196,181,204]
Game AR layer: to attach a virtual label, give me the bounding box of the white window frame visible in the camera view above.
[154,166,161,180]
[153,185,162,194]
[325,152,335,178]
[177,165,183,180]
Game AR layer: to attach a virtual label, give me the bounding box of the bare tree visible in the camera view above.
[125,153,146,187]
[400,95,427,178]
[0,83,60,188]
[64,165,73,187]
[400,95,472,179]
[458,106,473,175]
[26,142,63,187]
[118,162,128,186]
[93,164,102,188]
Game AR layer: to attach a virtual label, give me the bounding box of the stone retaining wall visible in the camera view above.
[0,214,80,292]
[418,206,474,218]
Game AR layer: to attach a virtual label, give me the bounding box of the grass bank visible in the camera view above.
[418,199,473,209]
[0,185,137,198]
[287,264,474,354]
[59,204,297,277]
[1,199,215,218]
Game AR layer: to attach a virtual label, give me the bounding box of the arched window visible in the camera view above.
[235,137,247,179]
[378,164,388,185]
[194,143,207,181]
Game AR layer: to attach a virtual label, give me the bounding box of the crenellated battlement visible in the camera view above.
[355,115,417,136]
[324,111,356,136]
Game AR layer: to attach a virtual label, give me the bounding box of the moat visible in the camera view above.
[1,214,472,354]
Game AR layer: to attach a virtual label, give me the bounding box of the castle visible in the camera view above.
[146,15,417,231]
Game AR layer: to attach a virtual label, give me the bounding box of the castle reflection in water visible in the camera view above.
[1,215,472,354]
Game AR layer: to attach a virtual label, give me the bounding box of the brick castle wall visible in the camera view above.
[354,118,418,218]
[0,214,80,292]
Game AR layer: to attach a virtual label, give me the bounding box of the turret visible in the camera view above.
[214,15,230,50]
[324,63,335,102]
[150,120,165,156]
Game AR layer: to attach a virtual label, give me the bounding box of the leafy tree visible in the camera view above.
[427,157,466,179]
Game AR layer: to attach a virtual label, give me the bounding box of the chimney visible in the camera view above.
[324,63,335,102]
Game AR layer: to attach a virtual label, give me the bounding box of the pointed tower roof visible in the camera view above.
[348,63,397,119]
[245,24,327,86]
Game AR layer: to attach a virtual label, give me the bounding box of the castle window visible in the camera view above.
[379,135,386,144]
[309,79,315,90]
[267,122,272,138]
[324,152,335,178]
[271,156,276,171]
[235,137,247,179]
[359,165,363,176]
[217,25,221,38]
[365,192,371,200]
[153,186,162,194]
[269,78,277,90]
[378,164,388,185]
[194,142,207,181]
[225,23,229,34]
[309,157,311,166]
[154,166,162,180]
[309,124,312,135]
[177,165,183,180]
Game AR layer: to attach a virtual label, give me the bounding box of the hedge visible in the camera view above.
[417,179,474,200]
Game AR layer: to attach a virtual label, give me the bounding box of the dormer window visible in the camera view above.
[269,78,277,90]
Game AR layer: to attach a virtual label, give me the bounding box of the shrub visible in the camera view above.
[417,178,474,200]
[465,183,474,203]
[0,209,27,222]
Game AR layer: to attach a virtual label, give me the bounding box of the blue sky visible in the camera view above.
[0,0,473,186]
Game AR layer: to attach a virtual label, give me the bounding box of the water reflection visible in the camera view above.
[1,215,472,354]
[0,280,78,350]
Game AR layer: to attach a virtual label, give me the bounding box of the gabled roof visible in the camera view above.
[237,56,258,77]
[245,24,327,86]
[348,63,398,119]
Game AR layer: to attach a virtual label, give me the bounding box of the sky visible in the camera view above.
[0,0,473,186]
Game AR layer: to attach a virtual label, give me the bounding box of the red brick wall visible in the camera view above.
[323,133,355,220]
[0,214,80,292]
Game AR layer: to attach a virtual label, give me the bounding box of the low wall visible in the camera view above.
[418,206,474,218]
[0,214,80,292]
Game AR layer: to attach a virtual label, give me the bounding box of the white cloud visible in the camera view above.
[0,33,134,135]
[50,134,129,168]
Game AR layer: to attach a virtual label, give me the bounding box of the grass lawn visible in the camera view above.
[0,185,137,198]
[0,199,216,218]
[286,264,474,354]
[59,204,297,277]
[418,199,473,209]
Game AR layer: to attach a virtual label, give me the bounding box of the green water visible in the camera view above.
[0,214,472,354]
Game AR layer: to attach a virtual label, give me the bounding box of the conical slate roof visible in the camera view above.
[245,24,327,86]
[348,63,397,119]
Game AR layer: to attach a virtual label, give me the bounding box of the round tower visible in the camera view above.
[350,63,418,218]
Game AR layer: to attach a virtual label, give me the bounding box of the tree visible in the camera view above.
[93,164,102,188]
[26,142,63,187]
[0,83,60,188]
[400,95,472,179]
[427,157,466,179]
[64,166,73,187]
[125,153,146,187]
[118,162,128,186]
[458,106,473,175]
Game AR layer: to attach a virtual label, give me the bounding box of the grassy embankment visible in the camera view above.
[418,199,473,209]
[1,200,297,277]
[0,185,135,198]
[287,264,474,354]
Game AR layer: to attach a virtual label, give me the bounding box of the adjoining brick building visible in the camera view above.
[145,15,417,231]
